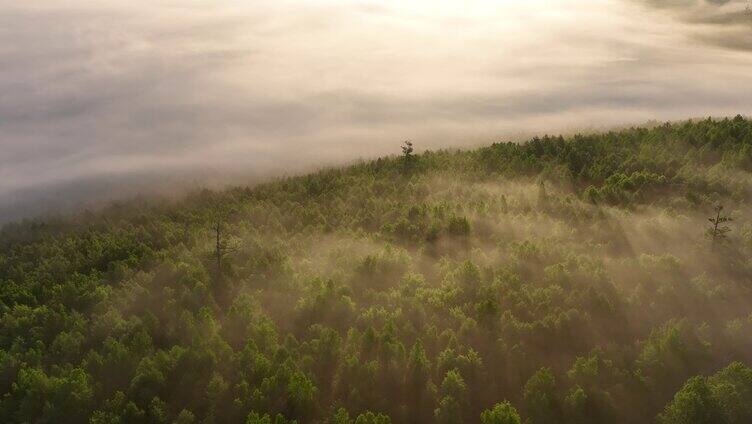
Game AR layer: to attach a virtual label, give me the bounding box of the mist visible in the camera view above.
[2,0,752,222]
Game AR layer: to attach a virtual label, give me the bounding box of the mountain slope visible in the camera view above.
[2,117,752,423]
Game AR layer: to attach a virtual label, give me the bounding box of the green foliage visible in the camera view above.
[353,411,391,424]
[246,412,296,424]
[446,216,471,236]
[480,401,522,424]
[523,367,560,424]
[658,376,725,424]
[434,395,464,424]
[325,408,391,424]
[1,117,752,423]
[659,362,752,424]
[7,367,94,424]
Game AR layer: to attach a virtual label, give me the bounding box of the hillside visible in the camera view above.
[2,117,752,423]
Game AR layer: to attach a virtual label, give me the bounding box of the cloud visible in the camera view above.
[1,0,752,222]
[634,0,752,51]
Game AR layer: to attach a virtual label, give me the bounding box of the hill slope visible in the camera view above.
[3,117,752,423]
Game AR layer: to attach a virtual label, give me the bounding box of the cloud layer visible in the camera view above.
[1,0,752,221]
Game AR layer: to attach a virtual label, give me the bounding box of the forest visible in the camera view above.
[2,116,752,423]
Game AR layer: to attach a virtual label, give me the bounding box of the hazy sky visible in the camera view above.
[1,0,752,219]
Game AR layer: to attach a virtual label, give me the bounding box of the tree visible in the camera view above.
[10,367,94,424]
[246,412,295,424]
[406,340,432,421]
[435,370,468,423]
[209,208,240,273]
[537,180,549,208]
[706,204,732,244]
[523,367,560,424]
[435,395,464,424]
[709,362,752,424]
[174,409,196,424]
[401,141,416,174]
[658,376,724,424]
[659,362,752,424]
[480,401,522,424]
[286,371,317,419]
[354,411,391,424]
[447,216,471,237]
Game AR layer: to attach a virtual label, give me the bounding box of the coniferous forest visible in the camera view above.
[4,117,752,423]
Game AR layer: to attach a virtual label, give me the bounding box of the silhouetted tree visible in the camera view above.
[209,210,239,273]
[706,204,732,244]
[401,141,416,174]
[537,180,549,208]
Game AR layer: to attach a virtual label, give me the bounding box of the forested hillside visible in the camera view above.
[3,117,752,423]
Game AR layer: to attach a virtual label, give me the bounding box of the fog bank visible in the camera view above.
[2,0,752,221]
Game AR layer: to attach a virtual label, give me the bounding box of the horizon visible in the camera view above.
[2,0,752,221]
[0,115,744,225]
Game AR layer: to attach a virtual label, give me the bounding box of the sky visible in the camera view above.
[1,0,752,221]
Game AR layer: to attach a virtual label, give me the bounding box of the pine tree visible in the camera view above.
[401,141,416,174]
[706,204,732,244]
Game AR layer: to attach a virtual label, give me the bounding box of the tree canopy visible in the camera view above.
[2,116,752,422]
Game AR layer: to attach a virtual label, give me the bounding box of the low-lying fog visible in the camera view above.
[2,0,752,222]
